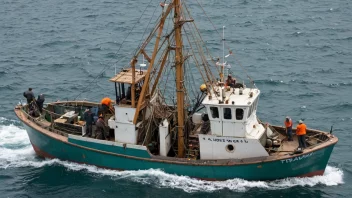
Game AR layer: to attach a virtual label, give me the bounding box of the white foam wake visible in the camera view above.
[0,117,344,192]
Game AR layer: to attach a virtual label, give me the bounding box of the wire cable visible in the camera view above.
[74,0,156,100]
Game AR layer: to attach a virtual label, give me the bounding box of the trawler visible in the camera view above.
[14,0,337,180]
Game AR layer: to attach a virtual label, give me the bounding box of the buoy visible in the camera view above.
[200,84,207,92]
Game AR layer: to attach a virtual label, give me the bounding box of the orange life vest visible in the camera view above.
[101,97,112,106]
[296,123,307,135]
[284,119,292,128]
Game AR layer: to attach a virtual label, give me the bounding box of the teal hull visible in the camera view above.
[23,123,335,181]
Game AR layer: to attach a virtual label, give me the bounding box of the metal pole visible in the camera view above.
[222,26,225,83]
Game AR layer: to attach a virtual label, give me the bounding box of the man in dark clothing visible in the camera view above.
[23,88,35,105]
[83,108,94,137]
[200,114,210,134]
[225,74,236,88]
[95,115,107,140]
[36,94,45,113]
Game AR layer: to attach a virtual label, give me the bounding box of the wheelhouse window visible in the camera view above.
[223,108,232,120]
[236,108,244,120]
[210,107,219,119]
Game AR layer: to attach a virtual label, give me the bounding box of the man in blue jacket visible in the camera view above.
[83,107,94,137]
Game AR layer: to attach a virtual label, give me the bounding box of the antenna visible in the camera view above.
[222,26,225,83]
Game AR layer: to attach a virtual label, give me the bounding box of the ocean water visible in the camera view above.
[0,0,351,197]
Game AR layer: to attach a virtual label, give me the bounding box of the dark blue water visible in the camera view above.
[0,0,351,197]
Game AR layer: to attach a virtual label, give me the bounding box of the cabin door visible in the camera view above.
[208,106,222,136]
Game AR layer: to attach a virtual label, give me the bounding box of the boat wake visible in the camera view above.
[0,117,344,192]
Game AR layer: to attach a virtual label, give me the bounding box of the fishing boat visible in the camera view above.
[14,0,337,180]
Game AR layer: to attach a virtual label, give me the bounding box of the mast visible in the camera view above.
[174,0,185,158]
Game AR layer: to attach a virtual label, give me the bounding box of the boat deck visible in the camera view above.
[270,135,299,156]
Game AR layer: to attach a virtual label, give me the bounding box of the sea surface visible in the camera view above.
[0,0,351,197]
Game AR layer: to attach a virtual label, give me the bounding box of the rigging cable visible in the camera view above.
[184,4,220,82]
[135,2,161,55]
[73,0,156,100]
[194,0,255,85]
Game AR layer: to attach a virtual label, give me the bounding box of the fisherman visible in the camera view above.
[100,97,113,115]
[36,94,45,113]
[95,114,107,140]
[200,114,210,134]
[296,120,307,150]
[83,107,94,137]
[28,104,36,117]
[23,88,35,106]
[225,74,236,88]
[284,116,293,141]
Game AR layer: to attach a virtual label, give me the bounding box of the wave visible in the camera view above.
[328,82,352,87]
[321,103,352,111]
[0,84,16,91]
[315,68,334,74]
[0,117,344,193]
[335,36,352,41]
[84,14,99,19]
[88,46,102,51]
[41,40,75,48]
[0,71,8,76]
[104,52,118,59]
[254,79,287,86]
[291,31,304,37]
[296,92,323,98]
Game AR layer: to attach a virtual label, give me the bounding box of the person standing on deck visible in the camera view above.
[36,94,45,113]
[296,120,307,150]
[83,107,94,137]
[23,88,35,105]
[95,114,107,140]
[284,116,293,141]
[100,97,114,115]
[225,74,236,88]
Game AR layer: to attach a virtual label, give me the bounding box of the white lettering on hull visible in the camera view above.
[202,137,249,143]
[280,152,314,164]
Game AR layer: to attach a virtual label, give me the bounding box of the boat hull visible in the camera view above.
[21,121,336,181]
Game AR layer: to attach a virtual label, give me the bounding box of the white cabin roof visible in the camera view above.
[202,87,260,106]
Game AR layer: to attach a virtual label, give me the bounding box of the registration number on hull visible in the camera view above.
[280,152,314,164]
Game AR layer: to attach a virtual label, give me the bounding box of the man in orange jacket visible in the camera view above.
[296,120,307,150]
[100,97,114,115]
[284,116,293,141]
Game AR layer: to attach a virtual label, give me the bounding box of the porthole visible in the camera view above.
[226,144,235,153]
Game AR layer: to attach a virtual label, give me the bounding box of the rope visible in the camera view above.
[74,0,156,100]
[183,3,218,81]
[135,1,161,55]
[194,0,255,85]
